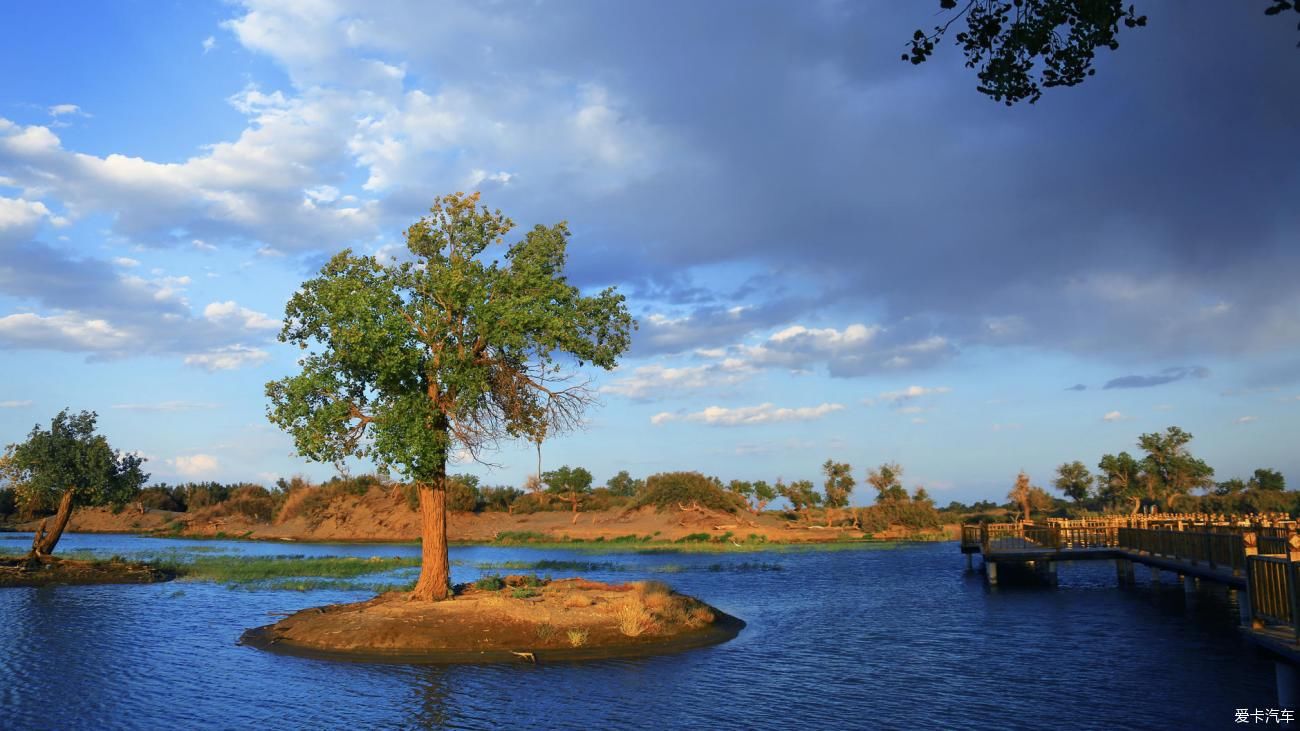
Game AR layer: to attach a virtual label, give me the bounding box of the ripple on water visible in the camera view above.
[0,534,1281,729]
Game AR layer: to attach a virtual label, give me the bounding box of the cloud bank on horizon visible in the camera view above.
[0,1,1296,499]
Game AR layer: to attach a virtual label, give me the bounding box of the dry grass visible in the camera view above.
[566,628,588,647]
[615,600,658,637]
[563,594,595,608]
[535,623,559,642]
[686,605,716,628]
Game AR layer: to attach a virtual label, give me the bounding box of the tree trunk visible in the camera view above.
[570,493,579,524]
[411,464,451,601]
[30,490,75,558]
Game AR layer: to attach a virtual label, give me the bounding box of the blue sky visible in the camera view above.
[1,1,1297,505]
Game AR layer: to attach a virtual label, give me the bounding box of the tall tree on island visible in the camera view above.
[821,459,855,527]
[1,409,148,559]
[266,193,633,601]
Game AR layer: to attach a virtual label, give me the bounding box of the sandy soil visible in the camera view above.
[240,577,743,663]
[7,489,959,544]
[0,556,175,588]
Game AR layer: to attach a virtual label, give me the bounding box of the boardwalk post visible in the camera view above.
[1116,559,1134,586]
[965,553,973,571]
[1278,662,1300,709]
[986,561,998,586]
[1183,575,1196,594]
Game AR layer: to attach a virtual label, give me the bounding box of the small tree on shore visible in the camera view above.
[2,409,147,558]
[544,465,593,523]
[1008,471,1052,521]
[266,193,633,601]
[821,459,855,527]
[868,463,908,503]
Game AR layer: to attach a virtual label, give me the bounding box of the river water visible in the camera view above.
[0,533,1280,730]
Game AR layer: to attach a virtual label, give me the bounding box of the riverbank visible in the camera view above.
[240,576,743,664]
[3,494,958,546]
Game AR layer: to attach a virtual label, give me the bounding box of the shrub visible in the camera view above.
[511,587,539,599]
[480,485,524,512]
[0,487,14,518]
[535,623,559,641]
[566,628,588,647]
[616,600,657,637]
[474,574,505,590]
[138,485,185,511]
[636,472,746,513]
[218,485,278,522]
[446,477,480,512]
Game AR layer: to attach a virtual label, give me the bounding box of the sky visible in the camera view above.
[1,1,1297,506]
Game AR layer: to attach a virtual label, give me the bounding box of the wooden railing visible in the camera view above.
[1118,528,1248,575]
[1248,556,1300,640]
[961,525,981,549]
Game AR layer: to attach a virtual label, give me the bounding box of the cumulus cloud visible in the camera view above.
[651,401,844,427]
[202,301,280,330]
[184,345,270,371]
[1103,366,1210,389]
[1102,411,1129,422]
[170,453,219,477]
[600,359,753,400]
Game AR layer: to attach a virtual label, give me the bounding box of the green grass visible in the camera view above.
[167,554,421,583]
[475,559,623,573]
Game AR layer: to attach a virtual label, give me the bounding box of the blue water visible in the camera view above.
[0,533,1280,729]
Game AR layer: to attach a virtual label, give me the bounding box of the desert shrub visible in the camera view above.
[480,485,524,512]
[447,476,481,512]
[583,487,633,512]
[636,472,746,513]
[511,587,539,599]
[535,623,559,641]
[322,473,384,497]
[181,482,230,510]
[138,485,185,512]
[474,574,505,590]
[510,492,555,514]
[218,485,277,522]
[566,628,588,647]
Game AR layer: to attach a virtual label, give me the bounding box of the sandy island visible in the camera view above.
[240,576,744,664]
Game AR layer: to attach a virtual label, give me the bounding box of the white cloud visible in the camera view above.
[184,345,271,371]
[202,36,217,53]
[203,301,280,330]
[170,453,219,477]
[1235,415,1259,425]
[0,312,133,351]
[112,401,221,412]
[722,323,955,377]
[651,401,844,427]
[48,104,87,118]
[1102,410,1129,422]
[876,385,952,405]
[0,400,32,408]
[112,257,140,268]
[600,359,753,400]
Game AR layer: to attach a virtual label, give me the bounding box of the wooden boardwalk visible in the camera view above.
[961,520,1300,667]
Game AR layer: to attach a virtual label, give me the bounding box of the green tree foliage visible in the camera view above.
[0,487,15,518]
[265,193,633,600]
[778,478,822,518]
[543,465,593,521]
[605,470,644,497]
[725,479,778,513]
[821,459,855,526]
[447,474,481,512]
[906,2,1300,105]
[1136,426,1214,510]
[636,472,746,513]
[1096,451,1142,512]
[1250,468,1286,492]
[480,485,525,512]
[1,409,148,556]
[867,463,909,503]
[1053,461,1093,504]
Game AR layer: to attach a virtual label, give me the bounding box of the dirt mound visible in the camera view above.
[240,578,743,664]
